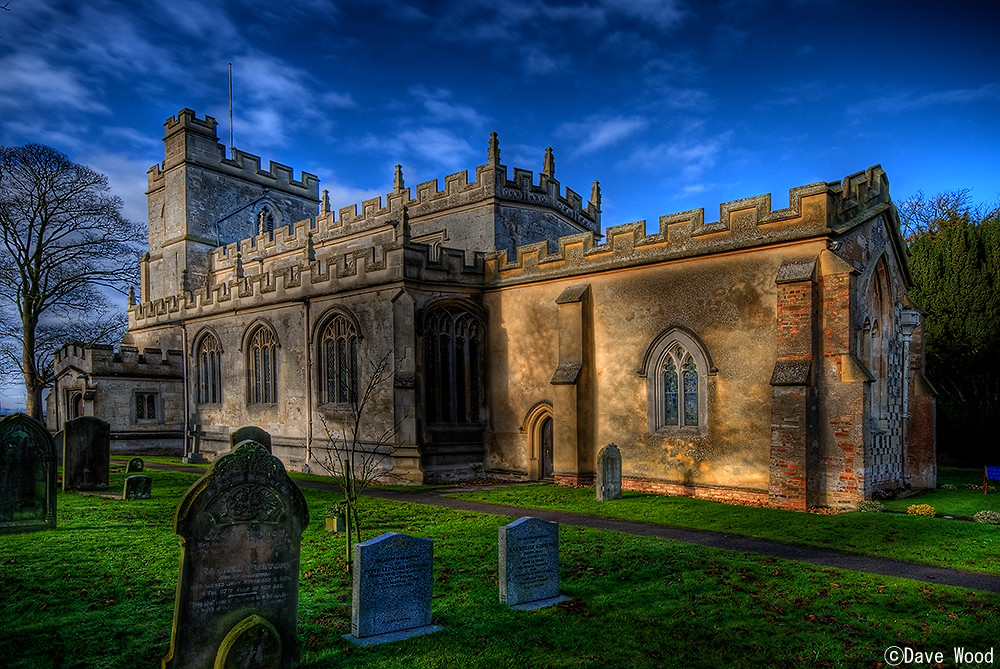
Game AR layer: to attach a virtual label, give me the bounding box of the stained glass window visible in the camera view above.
[248,326,278,404]
[322,315,358,404]
[197,334,222,404]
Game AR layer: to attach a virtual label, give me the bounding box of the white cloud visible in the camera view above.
[0,54,109,116]
[558,116,649,155]
[84,153,157,228]
[396,128,477,172]
[624,132,730,183]
[850,83,1000,116]
[409,87,489,127]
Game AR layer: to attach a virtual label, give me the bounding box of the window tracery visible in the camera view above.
[320,314,359,405]
[422,304,484,425]
[641,328,711,434]
[196,333,223,404]
[247,325,278,404]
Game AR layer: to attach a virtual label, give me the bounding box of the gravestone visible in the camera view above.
[161,440,309,669]
[123,475,152,500]
[596,442,622,501]
[126,457,144,473]
[0,413,57,535]
[346,532,441,645]
[62,416,110,491]
[53,429,64,463]
[498,517,569,610]
[183,424,209,464]
[230,426,272,453]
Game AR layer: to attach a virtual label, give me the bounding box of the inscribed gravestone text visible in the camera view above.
[350,532,439,642]
[161,440,308,669]
[499,517,568,609]
[0,413,57,535]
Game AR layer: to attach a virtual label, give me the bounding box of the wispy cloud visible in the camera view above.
[850,83,1000,116]
[0,54,109,117]
[409,87,489,127]
[624,132,731,183]
[558,116,650,156]
[360,127,478,174]
[600,0,689,31]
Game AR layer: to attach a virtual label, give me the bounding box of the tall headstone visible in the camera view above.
[161,440,309,669]
[347,532,441,645]
[596,442,622,501]
[230,426,272,453]
[0,413,57,535]
[62,416,110,491]
[183,424,209,464]
[498,517,569,610]
[123,475,152,500]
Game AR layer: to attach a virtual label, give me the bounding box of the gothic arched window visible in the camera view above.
[641,327,712,434]
[320,314,359,405]
[258,206,275,237]
[422,304,484,425]
[658,344,700,428]
[196,332,223,404]
[247,325,278,404]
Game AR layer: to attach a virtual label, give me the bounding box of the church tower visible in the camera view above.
[142,109,319,303]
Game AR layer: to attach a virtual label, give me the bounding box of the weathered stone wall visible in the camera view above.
[49,343,184,453]
[484,236,832,498]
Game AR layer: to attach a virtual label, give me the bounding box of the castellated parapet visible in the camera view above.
[484,165,891,286]
[146,109,318,197]
[52,341,184,378]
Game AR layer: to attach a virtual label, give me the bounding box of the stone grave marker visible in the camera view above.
[230,426,272,453]
[62,416,110,491]
[346,532,441,645]
[161,439,309,669]
[0,413,57,535]
[126,457,144,473]
[596,442,622,501]
[123,475,152,500]
[498,517,569,610]
[53,429,64,463]
[183,424,209,464]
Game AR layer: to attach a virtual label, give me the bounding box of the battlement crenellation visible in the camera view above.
[53,341,184,377]
[485,166,888,285]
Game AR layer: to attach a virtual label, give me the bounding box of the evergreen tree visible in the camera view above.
[902,191,1000,464]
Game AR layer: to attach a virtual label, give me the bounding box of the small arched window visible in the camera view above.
[641,327,712,434]
[321,314,359,404]
[247,325,278,404]
[658,344,700,428]
[258,206,275,237]
[196,332,223,404]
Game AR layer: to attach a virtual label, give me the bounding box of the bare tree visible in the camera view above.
[314,350,401,570]
[0,144,144,418]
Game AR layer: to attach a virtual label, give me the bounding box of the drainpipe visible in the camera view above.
[301,298,312,473]
[180,323,190,459]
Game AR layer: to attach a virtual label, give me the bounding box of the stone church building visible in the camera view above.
[49,108,936,510]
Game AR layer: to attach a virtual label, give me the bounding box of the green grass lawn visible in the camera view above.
[2,463,999,668]
[448,470,1000,574]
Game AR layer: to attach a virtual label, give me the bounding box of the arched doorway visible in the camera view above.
[71,392,84,419]
[522,401,554,481]
[540,416,553,480]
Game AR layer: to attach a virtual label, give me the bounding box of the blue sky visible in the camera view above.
[0,0,996,408]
